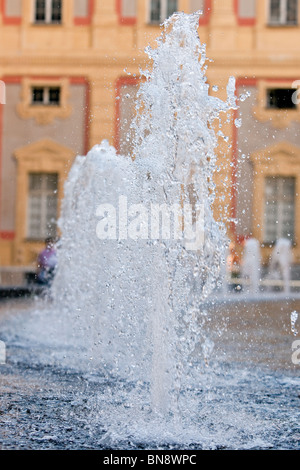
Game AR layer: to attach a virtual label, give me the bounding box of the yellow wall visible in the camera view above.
[1,0,300,269]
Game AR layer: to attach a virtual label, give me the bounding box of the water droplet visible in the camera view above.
[291,311,299,336]
[239,91,251,102]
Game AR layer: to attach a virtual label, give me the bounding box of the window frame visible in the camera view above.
[148,0,178,24]
[250,141,300,256]
[268,0,298,26]
[27,172,59,241]
[31,86,61,106]
[253,80,300,129]
[17,78,72,125]
[33,0,63,25]
[13,138,76,265]
[263,176,296,244]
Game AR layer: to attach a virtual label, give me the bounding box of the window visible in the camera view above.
[149,0,178,23]
[32,86,61,106]
[253,81,300,128]
[269,0,298,25]
[27,173,58,239]
[264,176,295,243]
[34,0,62,24]
[267,88,297,109]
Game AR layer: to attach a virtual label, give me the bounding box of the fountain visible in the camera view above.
[50,11,236,421]
[241,238,261,295]
[0,12,299,450]
[267,238,293,294]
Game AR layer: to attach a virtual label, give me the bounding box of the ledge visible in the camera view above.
[0,285,43,299]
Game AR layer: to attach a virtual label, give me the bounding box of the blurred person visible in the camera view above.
[36,237,57,287]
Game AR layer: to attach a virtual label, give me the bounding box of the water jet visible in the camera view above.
[0,12,299,450]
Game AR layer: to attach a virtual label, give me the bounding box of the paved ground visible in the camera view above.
[0,297,299,450]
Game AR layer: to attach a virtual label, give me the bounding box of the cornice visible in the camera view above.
[0,53,299,69]
[0,54,143,68]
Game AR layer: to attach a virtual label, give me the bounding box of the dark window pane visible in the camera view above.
[28,173,58,239]
[35,0,46,21]
[264,177,295,243]
[270,0,298,24]
[49,87,61,105]
[287,0,298,23]
[29,173,43,190]
[270,0,281,22]
[46,173,58,191]
[267,88,297,109]
[52,0,62,23]
[150,0,161,22]
[32,87,44,104]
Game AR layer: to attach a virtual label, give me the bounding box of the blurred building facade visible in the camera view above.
[0,0,300,283]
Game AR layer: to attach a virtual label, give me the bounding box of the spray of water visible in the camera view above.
[3,12,298,450]
[241,238,261,294]
[128,11,237,413]
[49,11,237,436]
[291,311,298,336]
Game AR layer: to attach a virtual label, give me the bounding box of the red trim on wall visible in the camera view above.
[114,76,140,153]
[1,76,21,84]
[27,75,62,81]
[0,231,15,240]
[1,0,22,25]
[74,0,95,25]
[0,75,90,240]
[199,0,212,26]
[234,0,256,26]
[116,0,137,26]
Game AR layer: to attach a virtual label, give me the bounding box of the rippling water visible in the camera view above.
[0,297,299,450]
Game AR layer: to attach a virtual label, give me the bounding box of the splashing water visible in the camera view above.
[241,238,261,295]
[2,13,300,450]
[49,11,237,437]
[291,311,299,336]
[268,239,293,294]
